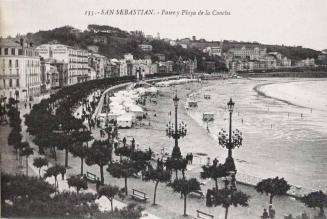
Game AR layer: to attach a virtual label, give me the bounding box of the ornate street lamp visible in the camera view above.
[218,98,243,171]
[166,92,187,159]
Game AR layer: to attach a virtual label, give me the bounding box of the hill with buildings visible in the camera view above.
[21,25,226,72]
[222,40,321,61]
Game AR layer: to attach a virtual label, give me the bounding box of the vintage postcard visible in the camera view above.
[0,0,327,218]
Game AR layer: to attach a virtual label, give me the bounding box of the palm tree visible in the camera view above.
[169,178,201,216]
[33,157,48,178]
[255,177,290,213]
[20,144,34,176]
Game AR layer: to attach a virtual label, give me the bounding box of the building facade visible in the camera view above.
[37,44,89,85]
[0,38,42,101]
[138,44,153,52]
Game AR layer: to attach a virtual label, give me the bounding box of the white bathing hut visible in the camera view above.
[202,112,214,121]
[117,114,134,128]
[186,99,198,108]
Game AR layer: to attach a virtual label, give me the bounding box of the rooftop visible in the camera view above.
[0,38,21,48]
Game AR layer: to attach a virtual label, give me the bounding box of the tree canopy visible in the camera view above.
[301,190,327,216]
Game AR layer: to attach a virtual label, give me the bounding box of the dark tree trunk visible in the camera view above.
[110,199,114,212]
[320,206,325,215]
[25,157,28,176]
[224,207,229,219]
[183,194,187,216]
[124,177,128,195]
[215,179,218,191]
[100,165,104,185]
[80,157,84,175]
[175,169,178,179]
[65,147,68,168]
[269,195,273,214]
[153,181,159,205]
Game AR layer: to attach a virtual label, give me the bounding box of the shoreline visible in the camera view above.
[253,79,327,112]
[185,79,316,198]
[253,83,309,110]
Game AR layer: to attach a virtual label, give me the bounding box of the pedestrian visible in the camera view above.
[186,153,190,164]
[29,102,32,109]
[190,153,193,164]
[262,209,269,219]
[24,102,27,109]
[123,137,126,147]
[207,157,211,166]
[213,158,218,166]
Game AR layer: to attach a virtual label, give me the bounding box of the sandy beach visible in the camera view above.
[116,78,324,218]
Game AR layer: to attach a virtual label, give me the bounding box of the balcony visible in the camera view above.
[0,74,19,79]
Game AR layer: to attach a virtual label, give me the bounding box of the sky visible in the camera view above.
[0,0,326,50]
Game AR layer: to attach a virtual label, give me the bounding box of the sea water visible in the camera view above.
[188,78,327,191]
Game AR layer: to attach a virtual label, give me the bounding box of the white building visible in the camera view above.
[203,46,222,56]
[36,44,89,85]
[88,53,107,79]
[0,38,41,101]
[229,47,267,61]
[138,44,153,52]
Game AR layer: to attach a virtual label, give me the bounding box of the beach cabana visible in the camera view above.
[187,99,198,108]
[202,112,214,121]
[117,114,134,128]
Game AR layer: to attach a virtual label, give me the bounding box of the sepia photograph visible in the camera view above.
[0,0,327,218]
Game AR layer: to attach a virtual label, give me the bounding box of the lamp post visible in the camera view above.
[218,98,243,170]
[166,93,187,159]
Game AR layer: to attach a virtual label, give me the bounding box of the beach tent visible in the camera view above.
[129,105,144,118]
[117,114,134,128]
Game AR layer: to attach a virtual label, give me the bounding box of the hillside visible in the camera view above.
[20,24,322,71]
[22,25,226,71]
[222,40,321,61]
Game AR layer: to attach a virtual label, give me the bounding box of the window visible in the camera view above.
[16,79,19,87]
[9,60,12,67]
[4,48,8,55]
[15,60,19,67]
[0,48,2,55]
[18,49,23,55]
[9,79,12,87]
[11,48,15,55]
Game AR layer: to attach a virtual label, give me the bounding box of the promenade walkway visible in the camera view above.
[1,80,321,219]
